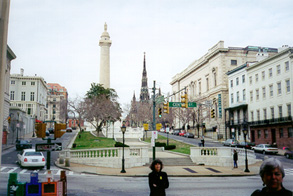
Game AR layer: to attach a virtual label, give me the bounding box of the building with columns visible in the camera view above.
[170,41,278,140]
[99,23,112,89]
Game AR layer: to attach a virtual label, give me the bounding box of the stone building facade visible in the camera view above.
[170,41,278,140]
[46,83,68,124]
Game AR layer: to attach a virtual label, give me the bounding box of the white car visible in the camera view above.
[251,144,278,154]
[17,149,46,168]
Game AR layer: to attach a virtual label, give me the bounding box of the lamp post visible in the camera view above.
[120,121,126,173]
[243,128,250,173]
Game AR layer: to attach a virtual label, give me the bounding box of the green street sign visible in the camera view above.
[169,102,196,108]
[155,95,164,104]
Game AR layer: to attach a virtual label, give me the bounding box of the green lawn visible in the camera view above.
[73,132,116,149]
[145,134,195,155]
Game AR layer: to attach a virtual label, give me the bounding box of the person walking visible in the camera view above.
[251,158,292,196]
[148,159,169,196]
[201,136,205,147]
[233,149,238,168]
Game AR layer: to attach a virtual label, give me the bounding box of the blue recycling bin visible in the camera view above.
[25,172,41,196]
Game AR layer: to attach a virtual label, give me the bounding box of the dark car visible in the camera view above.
[284,147,293,159]
[45,130,50,136]
[66,127,73,132]
[173,130,180,135]
[48,128,54,134]
[16,140,32,150]
[237,142,255,149]
[184,133,194,138]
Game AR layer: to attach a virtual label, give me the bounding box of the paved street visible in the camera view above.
[1,172,293,196]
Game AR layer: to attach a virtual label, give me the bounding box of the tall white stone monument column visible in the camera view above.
[99,23,112,89]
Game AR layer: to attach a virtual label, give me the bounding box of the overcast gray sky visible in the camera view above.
[8,0,293,108]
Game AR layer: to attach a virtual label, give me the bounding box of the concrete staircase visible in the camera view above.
[148,157,195,166]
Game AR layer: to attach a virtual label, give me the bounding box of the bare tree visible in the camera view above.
[68,96,86,131]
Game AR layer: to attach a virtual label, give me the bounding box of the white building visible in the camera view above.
[10,69,48,121]
[226,46,293,149]
[170,41,278,140]
[247,46,293,149]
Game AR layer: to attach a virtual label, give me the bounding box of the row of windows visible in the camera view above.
[188,72,217,97]
[230,79,291,104]
[11,80,36,86]
[249,61,290,85]
[255,127,293,139]
[250,103,291,121]
[10,91,35,101]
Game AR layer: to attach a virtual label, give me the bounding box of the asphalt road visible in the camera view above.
[160,132,293,169]
[1,131,75,167]
[0,172,293,196]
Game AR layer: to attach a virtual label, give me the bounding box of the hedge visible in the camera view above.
[115,142,129,147]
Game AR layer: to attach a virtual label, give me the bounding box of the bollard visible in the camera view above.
[7,173,26,196]
[65,158,70,167]
[59,155,65,165]
[26,172,42,196]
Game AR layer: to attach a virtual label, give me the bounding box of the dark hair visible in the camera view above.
[150,159,163,171]
[259,158,285,178]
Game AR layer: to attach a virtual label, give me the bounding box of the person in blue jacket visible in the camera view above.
[148,159,169,196]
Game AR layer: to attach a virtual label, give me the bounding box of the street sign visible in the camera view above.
[143,123,149,130]
[152,131,158,139]
[36,143,62,152]
[156,123,162,130]
[169,102,197,108]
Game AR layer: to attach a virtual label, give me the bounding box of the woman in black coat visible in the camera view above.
[148,159,169,196]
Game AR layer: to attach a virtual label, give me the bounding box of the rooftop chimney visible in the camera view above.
[20,68,24,76]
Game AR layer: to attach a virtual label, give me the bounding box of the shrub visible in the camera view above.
[155,142,166,147]
[165,145,176,150]
[115,142,129,147]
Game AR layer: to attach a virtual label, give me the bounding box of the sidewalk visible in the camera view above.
[55,136,262,177]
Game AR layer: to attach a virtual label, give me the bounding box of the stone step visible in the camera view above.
[147,157,195,166]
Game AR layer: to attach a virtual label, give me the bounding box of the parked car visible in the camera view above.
[17,149,46,168]
[222,139,239,147]
[237,142,255,149]
[16,140,32,150]
[45,130,50,136]
[66,127,73,132]
[173,130,180,135]
[184,133,194,138]
[284,147,293,159]
[179,131,186,136]
[251,144,278,154]
[48,127,54,134]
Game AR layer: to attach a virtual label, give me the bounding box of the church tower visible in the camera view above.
[139,52,150,102]
[99,23,112,89]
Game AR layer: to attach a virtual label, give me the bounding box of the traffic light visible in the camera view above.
[35,123,46,138]
[54,123,66,138]
[158,108,162,118]
[163,102,169,114]
[211,109,215,118]
[181,92,188,108]
[7,116,11,124]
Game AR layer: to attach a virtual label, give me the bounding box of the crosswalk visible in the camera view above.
[285,168,293,176]
[0,166,89,176]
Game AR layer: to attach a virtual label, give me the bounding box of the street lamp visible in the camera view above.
[243,128,250,173]
[120,121,126,173]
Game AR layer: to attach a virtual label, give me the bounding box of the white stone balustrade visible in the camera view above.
[190,147,257,167]
[60,147,149,168]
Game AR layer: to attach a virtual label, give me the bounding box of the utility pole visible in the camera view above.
[152,80,156,160]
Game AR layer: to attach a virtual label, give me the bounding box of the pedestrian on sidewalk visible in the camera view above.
[251,158,292,196]
[148,159,169,196]
[233,149,238,168]
[201,136,205,147]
